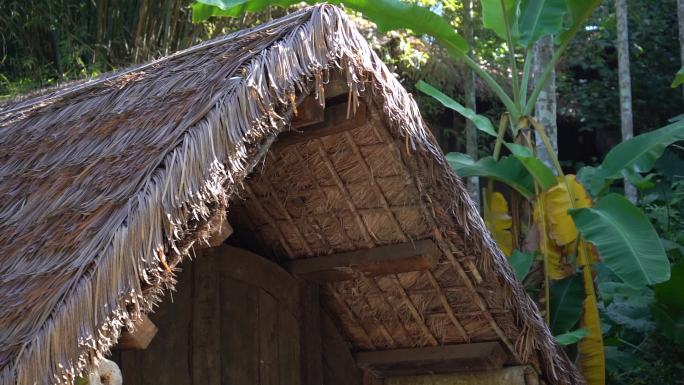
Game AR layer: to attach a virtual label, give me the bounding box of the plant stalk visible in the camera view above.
[458,53,521,120]
[500,0,521,109]
[520,49,533,109]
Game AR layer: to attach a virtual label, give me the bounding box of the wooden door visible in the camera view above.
[114,245,301,385]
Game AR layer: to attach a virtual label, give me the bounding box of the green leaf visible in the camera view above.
[671,67,684,88]
[416,81,496,137]
[569,194,670,288]
[509,250,534,281]
[622,169,656,190]
[651,304,684,346]
[481,0,518,41]
[558,0,602,44]
[504,143,556,190]
[601,286,656,332]
[518,0,568,47]
[192,0,468,55]
[598,281,646,302]
[446,153,535,198]
[605,347,644,373]
[550,274,584,335]
[555,328,589,345]
[576,165,607,197]
[599,118,684,179]
[655,261,684,316]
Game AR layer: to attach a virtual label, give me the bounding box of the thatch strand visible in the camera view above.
[0,5,582,385]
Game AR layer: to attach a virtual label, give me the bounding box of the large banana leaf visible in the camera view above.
[570,194,670,288]
[192,0,468,54]
[484,192,513,256]
[559,0,602,43]
[505,143,556,190]
[550,274,584,335]
[518,0,568,47]
[446,153,535,198]
[579,294,606,385]
[598,118,684,179]
[416,81,497,137]
[481,0,519,41]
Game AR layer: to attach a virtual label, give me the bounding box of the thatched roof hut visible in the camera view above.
[0,5,583,385]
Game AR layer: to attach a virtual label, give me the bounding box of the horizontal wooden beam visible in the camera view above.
[385,366,535,385]
[286,239,440,282]
[355,342,507,377]
[116,314,158,350]
[291,96,325,129]
[276,102,368,147]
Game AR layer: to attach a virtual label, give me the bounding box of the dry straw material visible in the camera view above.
[0,5,583,385]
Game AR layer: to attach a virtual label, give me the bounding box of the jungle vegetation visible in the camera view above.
[2,1,683,384]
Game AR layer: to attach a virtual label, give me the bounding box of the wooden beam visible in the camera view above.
[116,314,158,350]
[291,96,325,129]
[276,102,368,147]
[286,239,441,282]
[385,366,534,385]
[355,342,507,377]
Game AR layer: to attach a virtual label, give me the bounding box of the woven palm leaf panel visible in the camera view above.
[228,95,523,367]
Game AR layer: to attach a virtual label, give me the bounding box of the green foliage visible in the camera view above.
[671,67,684,88]
[446,153,535,197]
[518,0,567,47]
[583,118,684,195]
[480,0,518,41]
[509,250,534,280]
[416,80,497,136]
[193,0,468,54]
[558,0,681,162]
[550,274,584,334]
[570,194,670,288]
[504,142,557,190]
[556,328,589,345]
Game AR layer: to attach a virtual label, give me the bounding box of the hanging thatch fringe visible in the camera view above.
[0,5,582,385]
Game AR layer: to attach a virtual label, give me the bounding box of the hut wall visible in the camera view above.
[111,246,301,385]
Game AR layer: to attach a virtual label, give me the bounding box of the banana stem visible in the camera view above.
[522,130,550,324]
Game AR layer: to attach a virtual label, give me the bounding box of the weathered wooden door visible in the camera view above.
[114,245,301,385]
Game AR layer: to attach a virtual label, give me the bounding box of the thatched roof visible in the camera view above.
[0,5,583,385]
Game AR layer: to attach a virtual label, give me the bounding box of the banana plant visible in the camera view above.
[191,1,675,384]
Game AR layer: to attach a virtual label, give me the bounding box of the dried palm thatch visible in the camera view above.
[0,5,583,385]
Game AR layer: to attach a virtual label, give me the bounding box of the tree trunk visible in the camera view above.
[464,0,480,209]
[616,0,637,202]
[678,0,684,104]
[533,35,557,169]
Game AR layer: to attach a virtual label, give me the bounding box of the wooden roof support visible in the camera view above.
[387,276,439,346]
[276,102,368,147]
[371,122,523,362]
[315,139,375,245]
[262,180,315,256]
[116,314,158,350]
[327,284,377,350]
[355,342,507,377]
[286,240,440,282]
[358,275,417,347]
[342,130,408,240]
[424,270,470,343]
